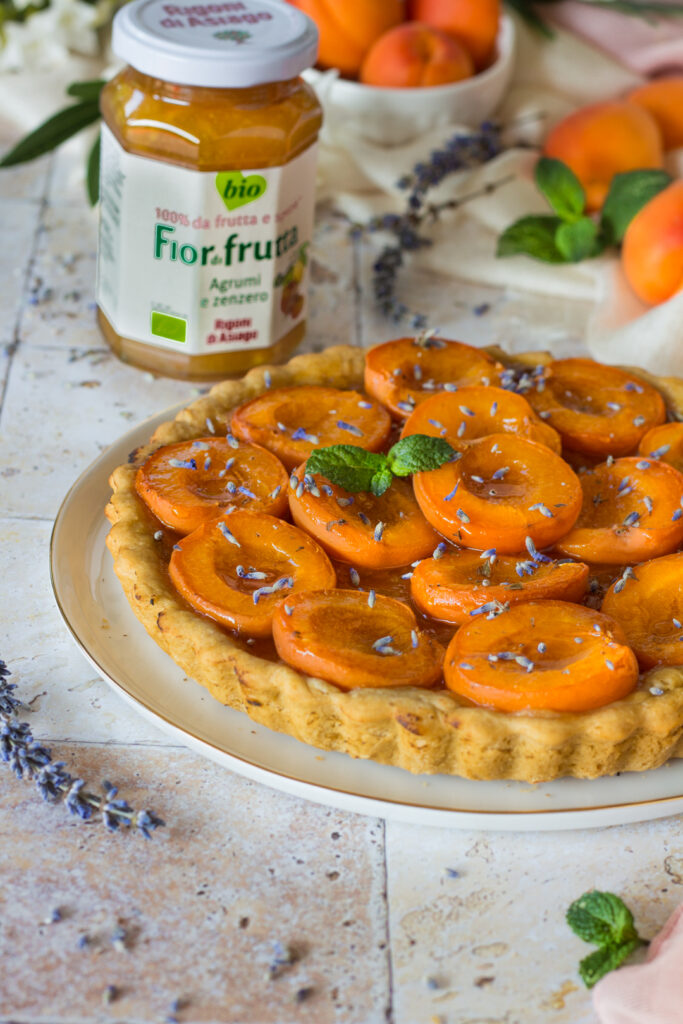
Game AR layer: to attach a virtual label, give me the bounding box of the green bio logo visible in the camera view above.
[151,310,186,344]
[216,171,267,211]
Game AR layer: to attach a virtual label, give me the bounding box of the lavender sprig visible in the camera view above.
[350,122,508,326]
[0,659,164,839]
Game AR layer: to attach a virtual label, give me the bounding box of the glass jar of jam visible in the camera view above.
[97,0,322,380]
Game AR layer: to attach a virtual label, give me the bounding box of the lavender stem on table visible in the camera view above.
[0,659,164,838]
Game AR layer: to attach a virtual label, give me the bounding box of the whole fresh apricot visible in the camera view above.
[628,77,683,150]
[409,0,500,70]
[360,22,474,88]
[287,0,405,77]
[543,100,663,211]
[622,180,683,305]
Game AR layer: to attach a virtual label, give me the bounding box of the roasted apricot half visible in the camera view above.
[400,385,561,453]
[601,552,683,668]
[135,438,289,534]
[411,549,589,624]
[526,358,665,457]
[556,456,683,564]
[444,601,639,712]
[413,433,582,555]
[364,336,502,419]
[230,386,392,470]
[638,421,683,473]
[288,464,440,569]
[272,589,445,690]
[169,510,336,637]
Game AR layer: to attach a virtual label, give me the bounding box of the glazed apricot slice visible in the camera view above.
[526,358,666,457]
[601,552,683,669]
[411,549,589,625]
[288,464,440,569]
[400,385,562,453]
[364,336,502,419]
[556,456,683,565]
[638,421,683,473]
[444,601,639,713]
[272,589,445,690]
[413,433,582,555]
[230,387,392,471]
[168,510,336,637]
[135,438,289,534]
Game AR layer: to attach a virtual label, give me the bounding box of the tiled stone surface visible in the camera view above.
[0,744,390,1024]
[386,818,683,1024]
[0,199,43,350]
[0,343,190,520]
[0,152,51,203]
[20,204,99,353]
[0,518,169,746]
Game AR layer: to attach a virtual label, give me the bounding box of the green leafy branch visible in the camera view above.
[497,156,671,264]
[566,890,648,988]
[0,79,105,206]
[306,434,456,497]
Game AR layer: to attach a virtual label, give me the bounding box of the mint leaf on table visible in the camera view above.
[578,939,642,989]
[600,169,673,245]
[567,890,640,945]
[566,891,647,989]
[535,157,586,222]
[306,434,456,496]
[306,446,388,495]
[497,215,565,262]
[555,217,603,262]
[387,434,455,476]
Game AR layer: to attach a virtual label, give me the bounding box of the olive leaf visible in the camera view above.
[86,132,101,208]
[0,100,101,168]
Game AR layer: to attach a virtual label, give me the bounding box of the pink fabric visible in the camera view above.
[549,1,683,75]
[593,904,683,1024]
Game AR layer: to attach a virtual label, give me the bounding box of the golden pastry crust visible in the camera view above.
[106,344,683,782]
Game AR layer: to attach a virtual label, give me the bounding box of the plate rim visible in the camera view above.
[49,406,683,827]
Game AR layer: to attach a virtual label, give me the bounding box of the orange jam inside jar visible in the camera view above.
[97,0,322,380]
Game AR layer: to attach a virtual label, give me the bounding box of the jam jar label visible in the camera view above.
[97,123,317,354]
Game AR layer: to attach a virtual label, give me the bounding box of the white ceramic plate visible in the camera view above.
[51,404,683,831]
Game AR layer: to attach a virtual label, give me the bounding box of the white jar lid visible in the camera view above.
[112,0,319,88]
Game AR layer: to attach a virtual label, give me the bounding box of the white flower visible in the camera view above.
[0,0,102,72]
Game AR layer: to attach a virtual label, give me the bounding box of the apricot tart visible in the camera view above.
[106,343,683,782]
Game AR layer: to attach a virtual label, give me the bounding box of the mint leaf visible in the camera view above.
[306,446,388,494]
[600,169,672,245]
[567,891,640,947]
[535,157,585,221]
[555,217,602,262]
[387,434,456,476]
[578,941,641,989]
[0,100,101,168]
[497,215,565,263]
[370,464,394,497]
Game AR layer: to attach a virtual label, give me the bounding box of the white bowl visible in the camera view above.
[304,14,516,147]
